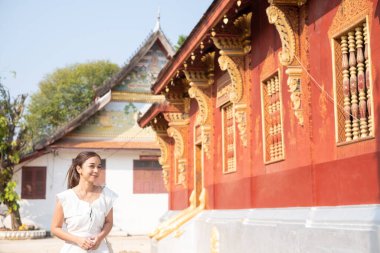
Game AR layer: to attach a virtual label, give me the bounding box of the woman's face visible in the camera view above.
[77,156,102,182]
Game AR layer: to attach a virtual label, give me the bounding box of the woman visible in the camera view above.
[51,151,117,253]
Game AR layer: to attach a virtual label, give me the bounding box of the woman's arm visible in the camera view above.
[90,208,114,249]
[51,200,94,250]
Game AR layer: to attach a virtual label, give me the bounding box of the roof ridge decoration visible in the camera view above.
[95,26,174,98]
[153,8,161,32]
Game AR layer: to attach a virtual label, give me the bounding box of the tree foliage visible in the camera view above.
[174,35,188,51]
[0,82,28,230]
[26,60,120,140]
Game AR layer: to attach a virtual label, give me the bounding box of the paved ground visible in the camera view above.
[0,235,152,253]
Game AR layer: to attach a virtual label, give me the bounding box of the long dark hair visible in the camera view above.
[66,151,101,189]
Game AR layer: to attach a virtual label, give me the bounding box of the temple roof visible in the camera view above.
[24,25,175,162]
[95,28,175,97]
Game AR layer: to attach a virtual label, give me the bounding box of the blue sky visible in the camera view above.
[0,0,213,99]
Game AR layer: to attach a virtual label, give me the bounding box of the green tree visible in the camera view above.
[27,60,120,141]
[0,82,28,230]
[174,35,187,51]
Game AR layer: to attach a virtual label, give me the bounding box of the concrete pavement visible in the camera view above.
[0,235,151,253]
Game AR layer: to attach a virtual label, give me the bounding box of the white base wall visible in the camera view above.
[7,149,167,235]
[152,205,380,253]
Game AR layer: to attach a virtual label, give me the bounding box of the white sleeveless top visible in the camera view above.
[56,186,117,253]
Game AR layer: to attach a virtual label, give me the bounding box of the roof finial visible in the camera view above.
[153,8,161,32]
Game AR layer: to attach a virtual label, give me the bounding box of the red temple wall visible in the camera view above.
[169,0,380,210]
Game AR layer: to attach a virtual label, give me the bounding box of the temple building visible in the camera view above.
[10,18,175,235]
[138,0,380,252]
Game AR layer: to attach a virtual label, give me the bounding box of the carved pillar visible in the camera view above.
[164,112,190,188]
[355,26,368,138]
[341,35,352,141]
[266,2,305,126]
[363,22,372,136]
[347,31,359,140]
[150,117,172,191]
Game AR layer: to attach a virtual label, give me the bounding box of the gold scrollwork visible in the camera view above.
[328,0,371,38]
[162,165,170,191]
[201,125,211,159]
[233,12,252,54]
[210,226,220,253]
[234,104,248,147]
[156,135,168,165]
[201,52,215,85]
[188,86,209,125]
[218,55,243,104]
[286,67,304,125]
[163,113,190,126]
[167,127,184,158]
[156,135,170,191]
[177,159,187,187]
[183,70,210,88]
[266,5,296,66]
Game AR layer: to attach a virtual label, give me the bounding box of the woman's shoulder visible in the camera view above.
[102,186,118,199]
[56,188,73,201]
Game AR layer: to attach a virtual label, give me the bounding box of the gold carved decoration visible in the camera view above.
[163,113,190,126]
[218,55,243,104]
[167,126,187,187]
[167,127,184,160]
[188,86,209,125]
[156,136,170,190]
[183,70,211,88]
[151,188,207,241]
[177,158,187,187]
[266,5,296,66]
[183,52,215,88]
[161,165,170,191]
[235,103,248,147]
[156,135,168,165]
[201,125,211,160]
[111,91,165,103]
[202,52,215,83]
[328,0,371,38]
[212,13,252,56]
[233,12,252,54]
[268,0,307,6]
[286,66,304,125]
[210,226,220,253]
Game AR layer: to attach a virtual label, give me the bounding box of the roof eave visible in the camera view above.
[152,0,235,94]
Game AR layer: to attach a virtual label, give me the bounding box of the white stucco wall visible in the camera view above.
[12,149,168,235]
[153,205,380,253]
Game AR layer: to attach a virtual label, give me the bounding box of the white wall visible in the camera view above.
[153,205,380,253]
[12,149,168,235]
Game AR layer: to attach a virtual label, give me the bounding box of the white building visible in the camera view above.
[10,22,175,235]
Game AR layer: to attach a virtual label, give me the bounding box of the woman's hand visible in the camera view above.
[89,235,101,250]
[76,237,95,250]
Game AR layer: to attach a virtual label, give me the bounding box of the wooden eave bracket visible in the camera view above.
[211,12,252,57]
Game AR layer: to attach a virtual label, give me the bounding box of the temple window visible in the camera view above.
[133,159,166,193]
[334,20,374,143]
[21,166,46,199]
[262,72,285,163]
[222,103,236,173]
